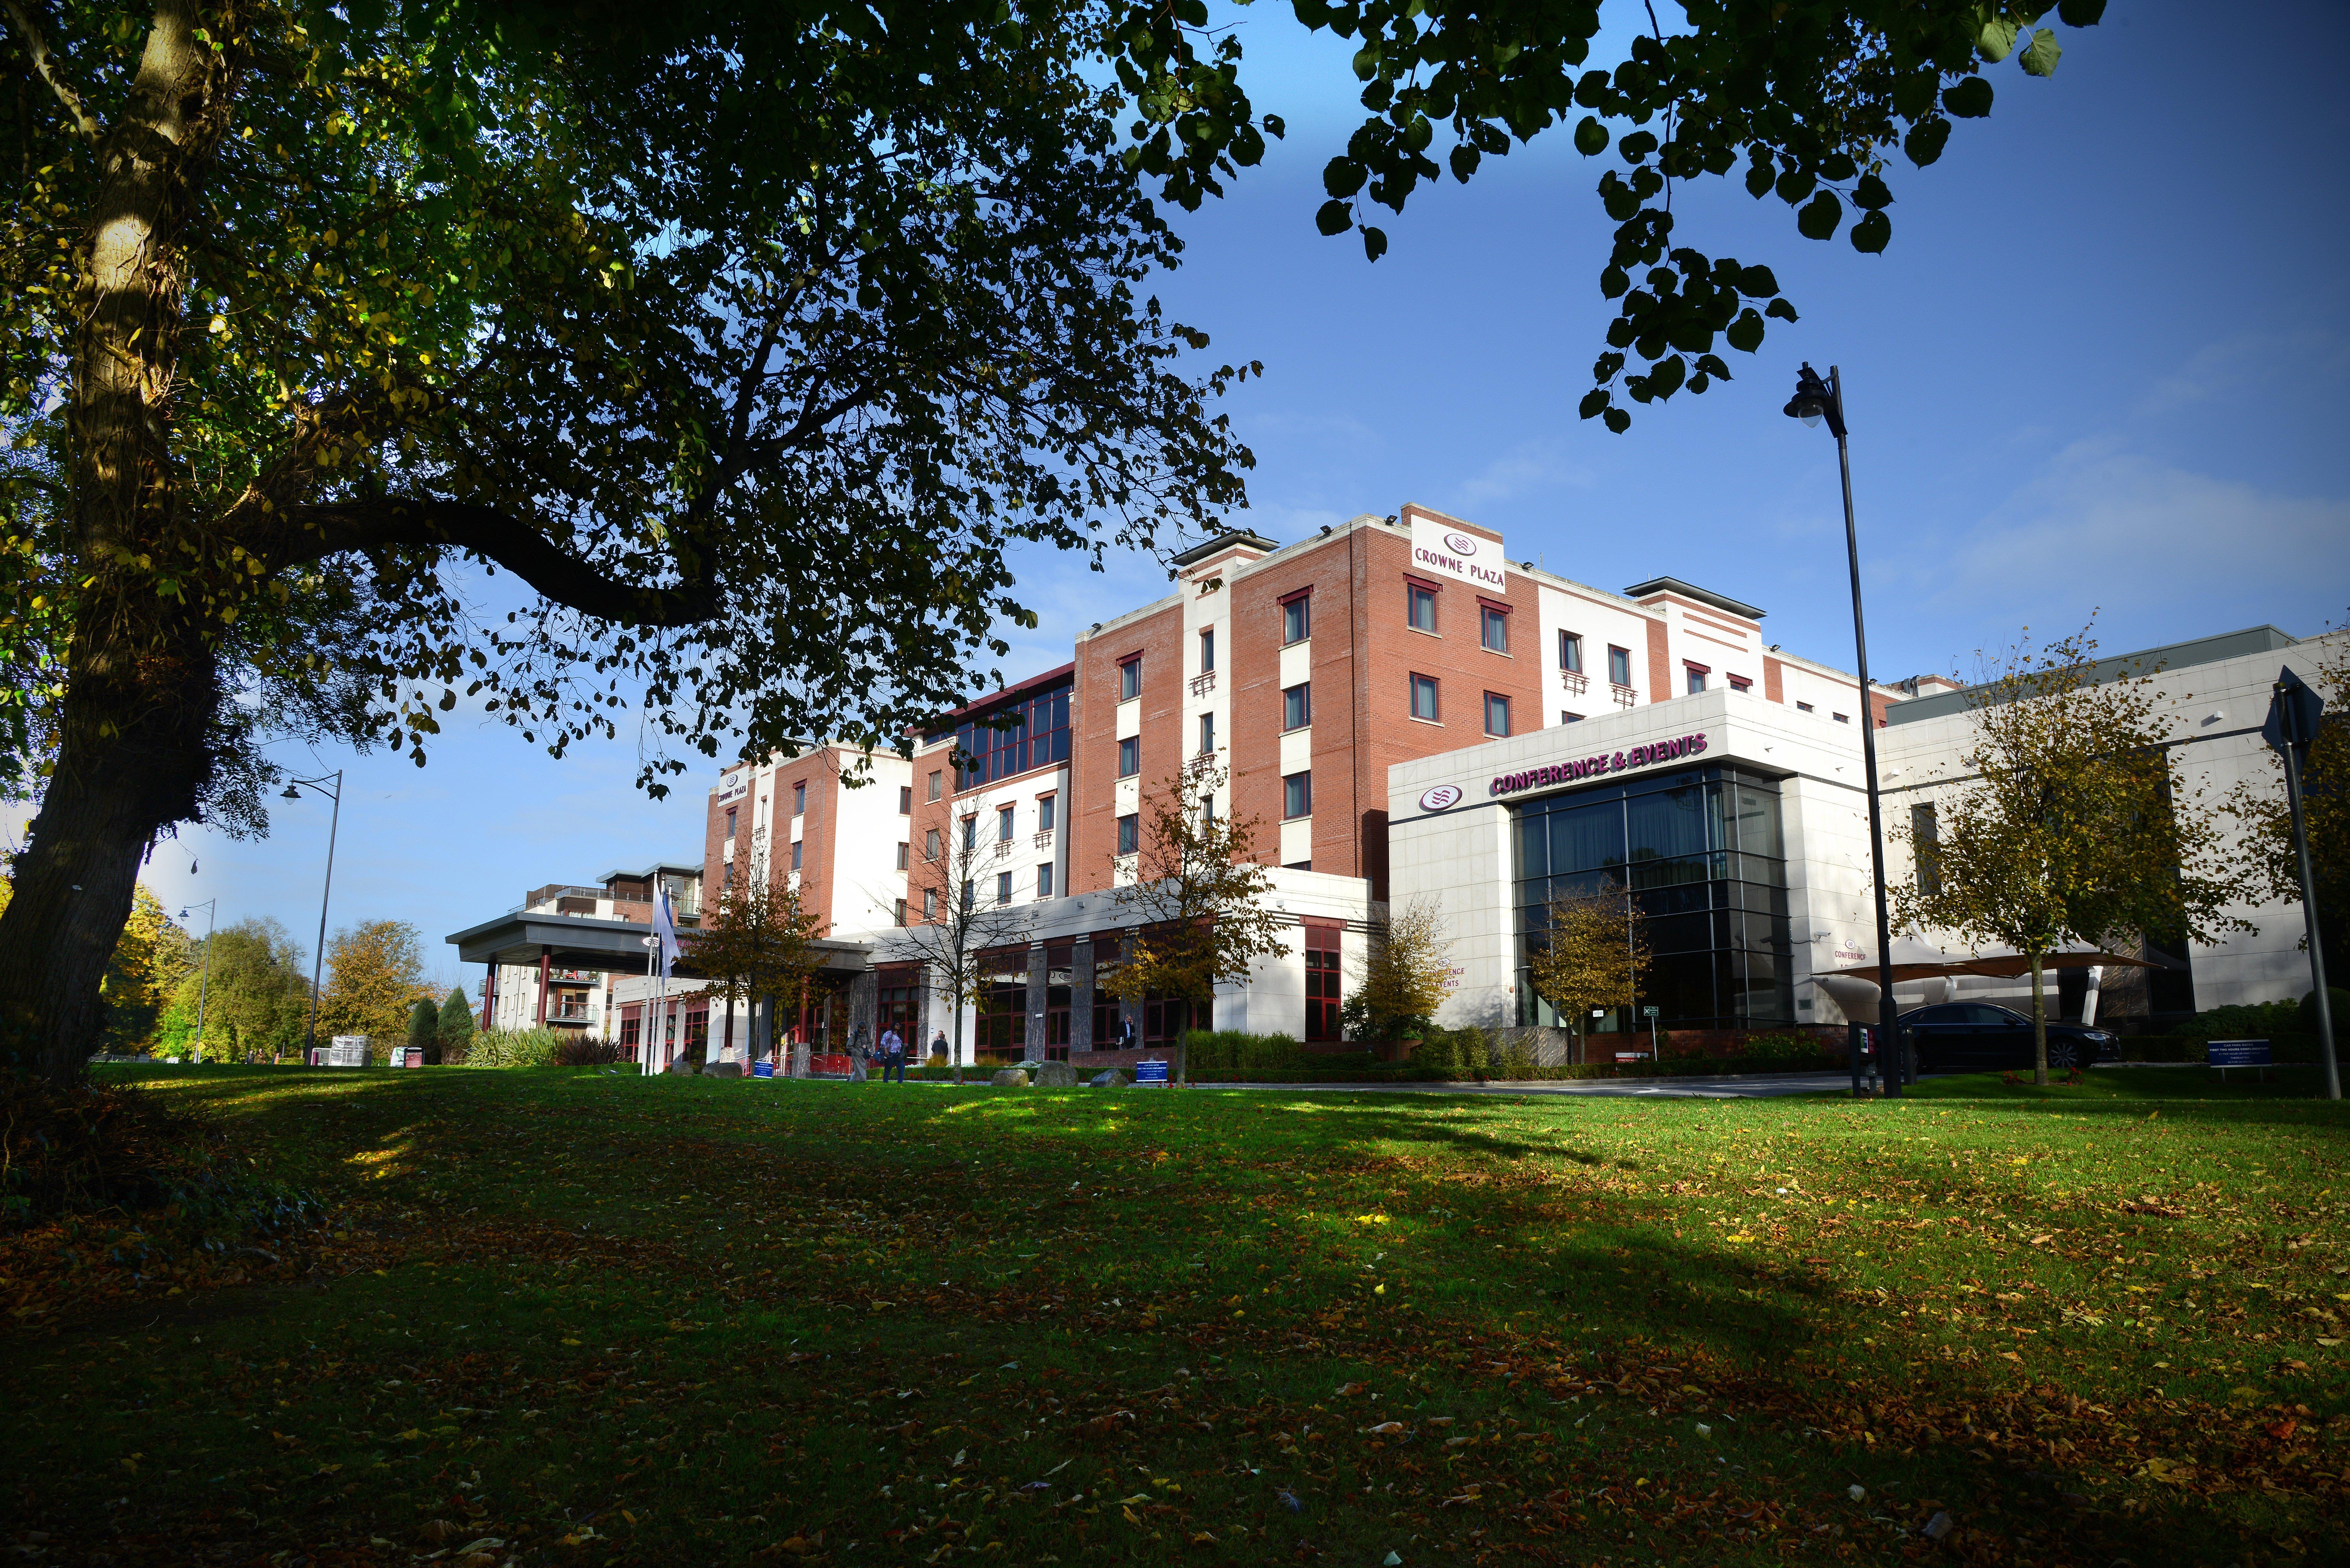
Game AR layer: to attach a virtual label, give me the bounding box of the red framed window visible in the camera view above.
[1305,924,1342,1042]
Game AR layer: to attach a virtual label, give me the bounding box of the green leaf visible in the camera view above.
[1905,118,1952,166]
[1646,354,1687,399]
[1944,77,1995,118]
[1976,16,2020,63]
[1774,167,1817,205]
[1853,174,1893,210]
[1361,226,1388,262]
[1315,200,1352,237]
[2019,28,2062,76]
[1618,130,1658,162]
[1601,407,1630,434]
[1695,353,1733,381]
[1796,190,1843,240]
[1737,264,1779,297]
[1820,152,1857,183]
[1449,144,1481,183]
[1577,389,1610,420]
[1323,157,1367,199]
[1849,210,1891,253]
[1725,309,1765,354]
[1744,159,1775,199]
[1599,265,1630,299]
[1765,298,1800,323]
[2057,0,2106,24]
[1574,116,1609,156]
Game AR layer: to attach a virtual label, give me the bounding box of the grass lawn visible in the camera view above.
[3,1066,2345,1567]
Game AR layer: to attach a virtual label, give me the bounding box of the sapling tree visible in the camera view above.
[1527,879,1650,1067]
[881,817,1032,1085]
[691,851,826,1074]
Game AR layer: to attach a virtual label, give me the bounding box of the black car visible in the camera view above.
[1895,1002,2121,1073]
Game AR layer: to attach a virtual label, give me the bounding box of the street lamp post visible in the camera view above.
[283,771,345,1061]
[179,899,218,1062]
[1785,363,1905,1097]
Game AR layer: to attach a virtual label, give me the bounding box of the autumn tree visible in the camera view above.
[2225,627,2350,969]
[1894,624,2246,1084]
[1527,880,1651,1067]
[317,919,433,1059]
[1340,900,1452,1044]
[1109,760,1288,1083]
[691,854,827,1075]
[881,815,1034,1084]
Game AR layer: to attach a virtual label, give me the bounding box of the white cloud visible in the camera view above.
[1916,438,2350,636]
[1444,438,1594,511]
[2135,329,2350,418]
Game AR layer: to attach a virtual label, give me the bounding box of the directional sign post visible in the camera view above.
[2264,666,2339,1101]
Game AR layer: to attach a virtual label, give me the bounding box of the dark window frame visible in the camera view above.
[1483,691,1512,737]
[1410,672,1440,722]
[1283,771,1313,820]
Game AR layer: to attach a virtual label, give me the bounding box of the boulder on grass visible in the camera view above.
[1089,1069,1131,1088]
[990,1067,1030,1087]
[1033,1060,1077,1088]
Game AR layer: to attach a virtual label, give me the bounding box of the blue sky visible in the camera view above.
[31,0,2347,991]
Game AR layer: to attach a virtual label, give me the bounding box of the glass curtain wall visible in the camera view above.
[1512,766,1793,1031]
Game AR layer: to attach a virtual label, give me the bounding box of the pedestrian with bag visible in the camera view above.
[879,1024,904,1084]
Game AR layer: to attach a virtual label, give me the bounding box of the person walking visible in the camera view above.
[879,1024,903,1084]
[1117,1014,1137,1052]
[931,1029,948,1070]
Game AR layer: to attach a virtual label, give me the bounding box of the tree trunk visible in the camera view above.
[2030,952,2049,1087]
[0,630,220,1087]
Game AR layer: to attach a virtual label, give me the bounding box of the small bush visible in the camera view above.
[553,1034,620,1067]
[1181,1030,1312,1074]
[2177,1000,2300,1042]
[2,1072,223,1227]
[1735,1032,1819,1064]
[455,1028,564,1068]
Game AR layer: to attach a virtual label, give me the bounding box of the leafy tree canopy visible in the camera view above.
[317,917,433,1053]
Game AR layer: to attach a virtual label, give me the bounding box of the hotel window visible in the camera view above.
[924,826,941,861]
[962,815,977,851]
[722,862,734,889]
[1562,711,1584,724]
[1406,581,1438,632]
[1283,770,1312,819]
[1119,656,1142,700]
[1558,630,1584,672]
[897,785,912,814]
[1282,682,1311,730]
[1305,925,1342,1042]
[792,781,806,815]
[895,841,910,871]
[1410,672,1440,722]
[1480,602,1510,653]
[1484,692,1512,737]
[1038,794,1056,832]
[1912,802,1942,897]
[996,871,1012,906]
[1608,645,1632,687]
[1833,712,1851,724]
[1118,735,1141,777]
[923,887,938,920]
[791,840,802,871]
[1117,813,1139,855]
[1796,701,1814,713]
[997,803,1014,842]
[724,805,737,840]
[1729,675,1752,695]
[1037,863,1054,899]
[1686,663,1709,694]
[1281,592,1311,645]
[1198,712,1215,755]
[961,879,974,912]
[1198,628,1215,672]
[927,769,943,802]
[893,898,908,927]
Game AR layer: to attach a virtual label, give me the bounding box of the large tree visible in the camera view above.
[1894,625,2246,1084]
[316,916,433,1057]
[1526,878,1650,1066]
[157,913,310,1060]
[0,0,1255,1084]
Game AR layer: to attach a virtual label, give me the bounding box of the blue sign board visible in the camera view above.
[2208,1039,2272,1068]
[1133,1059,1170,1085]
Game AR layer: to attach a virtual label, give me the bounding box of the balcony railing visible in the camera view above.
[1559,668,1588,697]
[549,1004,593,1022]
[992,838,1015,861]
[1188,670,1217,697]
[1610,683,1639,708]
[1033,828,1056,851]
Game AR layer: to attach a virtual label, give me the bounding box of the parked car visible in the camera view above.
[1890,1002,2121,1073]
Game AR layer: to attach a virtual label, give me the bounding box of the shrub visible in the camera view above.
[405,999,439,1063]
[455,1028,564,1068]
[1181,1030,1315,1074]
[2177,1000,2301,1042]
[1,1071,223,1227]
[2302,988,2350,1036]
[1734,1032,1820,1064]
[553,1034,620,1067]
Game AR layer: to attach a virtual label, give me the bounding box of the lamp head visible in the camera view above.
[1783,361,1837,429]
[281,784,302,800]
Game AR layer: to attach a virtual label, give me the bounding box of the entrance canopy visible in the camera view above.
[1826,949,2159,984]
[446,910,872,979]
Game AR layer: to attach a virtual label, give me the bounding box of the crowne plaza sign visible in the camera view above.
[1489,731,1709,797]
[1408,515,1507,590]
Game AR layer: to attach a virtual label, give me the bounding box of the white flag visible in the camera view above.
[653,886,682,977]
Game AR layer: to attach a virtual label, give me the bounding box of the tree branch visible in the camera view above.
[280,498,720,629]
[4,0,103,144]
